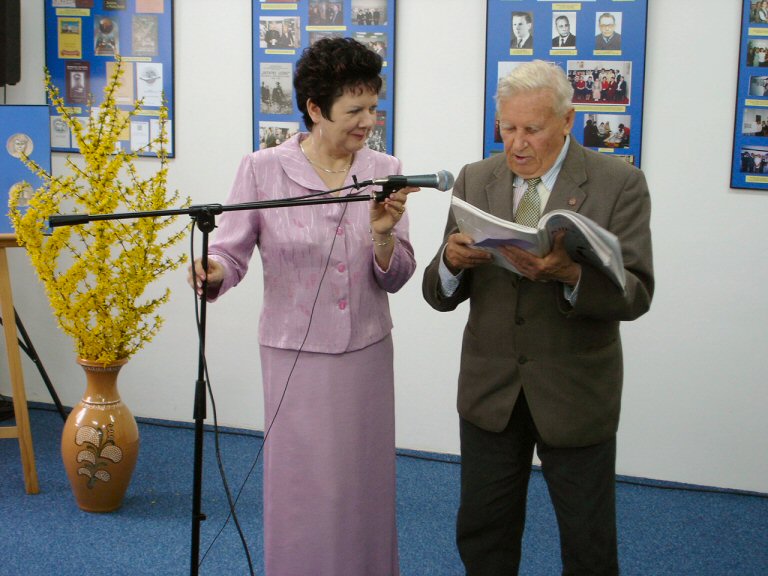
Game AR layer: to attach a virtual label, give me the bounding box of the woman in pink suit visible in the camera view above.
[189,38,416,575]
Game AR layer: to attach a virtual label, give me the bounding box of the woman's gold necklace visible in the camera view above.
[300,141,352,174]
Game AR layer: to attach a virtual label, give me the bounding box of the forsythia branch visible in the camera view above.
[9,56,189,364]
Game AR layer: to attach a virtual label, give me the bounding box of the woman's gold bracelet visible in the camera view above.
[371,231,394,247]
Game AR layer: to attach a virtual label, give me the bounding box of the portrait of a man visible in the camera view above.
[595,12,622,51]
[552,13,576,48]
[511,12,533,50]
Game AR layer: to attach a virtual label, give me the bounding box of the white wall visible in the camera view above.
[3,0,766,494]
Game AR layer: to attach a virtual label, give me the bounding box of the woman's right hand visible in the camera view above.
[187,257,225,296]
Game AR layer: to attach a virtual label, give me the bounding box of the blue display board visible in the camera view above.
[484,0,648,167]
[252,0,395,154]
[0,106,52,234]
[43,0,175,157]
[732,0,768,190]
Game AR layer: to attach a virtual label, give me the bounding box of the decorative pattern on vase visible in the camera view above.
[61,358,139,513]
[74,425,124,488]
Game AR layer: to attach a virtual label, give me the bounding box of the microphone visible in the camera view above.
[368,170,454,201]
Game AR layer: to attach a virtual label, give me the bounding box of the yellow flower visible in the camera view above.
[9,57,189,364]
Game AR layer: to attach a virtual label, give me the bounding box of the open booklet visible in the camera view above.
[451,196,626,291]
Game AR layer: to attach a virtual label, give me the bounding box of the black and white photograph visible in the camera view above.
[260,16,300,49]
[351,0,387,26]
[309,30,343,45]
[510,11,534,50]
[309,1,344,26]
[552,12,577,49]
[594,11,622,51]
[258,121,299,149]
[353,31,388,60]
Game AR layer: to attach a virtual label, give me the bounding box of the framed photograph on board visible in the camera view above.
[252,0,396,155]
[43,0,175,157]
[484,0,648,167]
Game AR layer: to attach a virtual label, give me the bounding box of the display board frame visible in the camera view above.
[252,0,395,154]
[732,0,768,190]
[43,0,175,157]
[484,0,648,167]
[0,106,52,234]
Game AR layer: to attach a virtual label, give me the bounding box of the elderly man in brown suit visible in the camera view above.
[422,60,654,575]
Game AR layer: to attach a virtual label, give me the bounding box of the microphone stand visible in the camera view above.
[49,185,375,576]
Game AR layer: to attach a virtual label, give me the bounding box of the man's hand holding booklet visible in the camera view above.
[451,196,626,291]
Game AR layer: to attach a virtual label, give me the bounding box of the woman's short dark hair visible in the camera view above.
[294,37,383,130]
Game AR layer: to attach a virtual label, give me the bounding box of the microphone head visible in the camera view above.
[436,170,455,191]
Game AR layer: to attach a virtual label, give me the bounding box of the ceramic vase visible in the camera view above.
[60,358,139,512]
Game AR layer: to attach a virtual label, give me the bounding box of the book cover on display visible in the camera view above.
[367,110,386,153]
[136,0,165,13]
[132,15,159,57]
[57,18,83,59]
[50,116,71,149]
[260,62,294,115]
[106,61,135,105]
[65,61,89,105]
[94,17,119,56]
[136,62,163,107]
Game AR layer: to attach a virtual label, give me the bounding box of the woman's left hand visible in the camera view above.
[370,186,419,235]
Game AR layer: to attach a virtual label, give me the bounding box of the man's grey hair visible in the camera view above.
[495,60,574,117]
[599,12,616,25]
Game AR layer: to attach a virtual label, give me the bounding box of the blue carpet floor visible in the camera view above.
[1,407,766,575]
